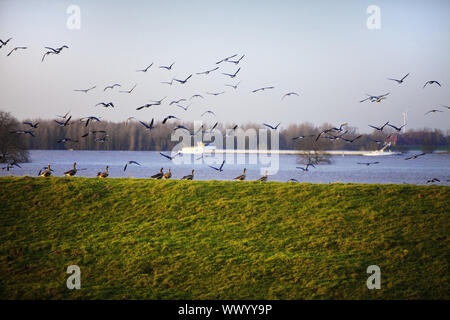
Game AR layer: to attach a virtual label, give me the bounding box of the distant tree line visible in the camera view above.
[2,112,449,153]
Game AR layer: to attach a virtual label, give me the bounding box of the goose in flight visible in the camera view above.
[342,135,362,143]
[42,50,57,62]
[386,123,406,132]
[405,153,426,160]
[124,161,141,171]
[222,67,240,78]
[176,103,191,111]
[173,125,190,132]
[136,103,158,110]
[45,45,68,53]
[225,82,240,89]
[9,130,35,137]
[0,37,12,48]
[6,46,27,56]
[196,67,219,75]
[181,169,194,180]
[281,92,299,100]
[104,84,121,91]
[39,164,52,177]
[208,160,225,172]
[80,116,100,127]
[151,168,164,179]
[169,98,186,105]
[426,178,440,184]
[174,74,193,84]
[23,121,39,129]
[331,123,348,132]
[287,178,299,182]
[263,122,281,130]
[56,110,70,119]
[357,161,380,166]
[136,63,153,72]
[252,86,274,93]
[74,85,96,93]
[163,168,172,179]
[64,162,78,177]
[139,118,155,130]
[257,170,268,181]
[81,130,106,138]
[162,115,180,124]
[360,93,389,103]
[227,54,245,65]
[234,168,246,181]
[423,80,441,88]
[207,91,225,96]
[161,79,174,85]
[150,97,166,105]
[55,115,72,127]
[190,94,204,100]
[387,73,409,84]
[57,137,78,143]
[94,135,109,143]
[96,102,115,108]
[216,54,237,64]
[425,109,443,115]
[201,110,216,117]
[159,152,180,161]
[159,62,175,70]
[120,84,137,93]
[97,166,109,178]
[1,161,21,171]
[368,121,390,131]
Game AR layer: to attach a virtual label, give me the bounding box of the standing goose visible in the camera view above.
[163,168,172,179]
[257,170,268,182]
[97,166,109,178]
[40,164,52,177]
[64,162,77,177]
[234,168,246,181]
[181,169,194,180]
[151,168,164,179]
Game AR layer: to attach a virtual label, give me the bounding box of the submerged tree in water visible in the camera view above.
[0,111,30,163]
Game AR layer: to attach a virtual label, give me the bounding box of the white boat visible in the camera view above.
[181,142,216,154]
[363,142,401,156]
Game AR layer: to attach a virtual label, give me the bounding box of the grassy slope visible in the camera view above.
[0,177,448,299]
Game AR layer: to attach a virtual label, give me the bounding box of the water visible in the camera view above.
[1,150,449,185]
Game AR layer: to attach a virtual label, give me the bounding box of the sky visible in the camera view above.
[0,0,449,133]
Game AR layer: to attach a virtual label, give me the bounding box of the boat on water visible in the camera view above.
[363,142,401,156]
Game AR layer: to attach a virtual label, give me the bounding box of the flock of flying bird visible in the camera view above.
[1,37,448,183]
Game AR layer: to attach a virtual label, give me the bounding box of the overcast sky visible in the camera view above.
[0,0,449,133]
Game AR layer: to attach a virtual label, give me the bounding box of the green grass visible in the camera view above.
[0,176,449,299]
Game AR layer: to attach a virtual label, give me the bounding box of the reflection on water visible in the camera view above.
[1,150,449,185]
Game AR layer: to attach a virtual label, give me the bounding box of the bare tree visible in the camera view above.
[0,111,30,163]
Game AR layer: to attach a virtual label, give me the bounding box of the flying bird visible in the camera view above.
[357,162,380,166]
[55,115,72,127]
[227,54,245,64]
[368,121,390,131]
[225,82,240,89]
[207,91,225,96]
[0,37,12,48]
[208,160,225,172]
[162,115,180,124]
[96,102,115,108]
[136,103,158,111]
[74,86,96,93]
[405,153,426,160]
[9,130,35,137]
[252,86,274,93]
[386,123,406,132]
[387,73,409,84]
[124,161,141,171]
[81,130,106,138]
[94,135,109,143]
[169,99,186,105]
[139,119,155,130]
[282,92,299,100]
[120,84,137,93]
[136,63,153,72]
[423,80,441,88]
[57,137,78,144]
[173,74,192,84]
[159,152,180,161]
[6,46,27,56]
[190,94,204,100]
[80,116,100,127]
[425,109,443,115]
[426,178,440,184]
[159,62,175,70]
[201,110,216,117]
[161,79,174,85]
[216,54,237,64]
[104,84,121,91]
[23,121,39,129]
[176,103,191,111]
[360,93,390,103]
[263,122,281,130]
[196,67,219,75]
[222,68,240,78]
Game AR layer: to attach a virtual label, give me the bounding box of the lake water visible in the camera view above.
[1,150,449,185]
